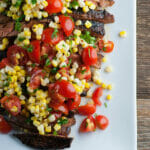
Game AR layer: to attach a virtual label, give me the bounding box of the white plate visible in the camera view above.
[0,0,137,150]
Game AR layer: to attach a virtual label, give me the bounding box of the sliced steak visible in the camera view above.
[13,133,73,149]
[90,0,114,7]
[70,9,114,24]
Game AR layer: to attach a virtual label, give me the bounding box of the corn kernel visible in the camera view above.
[23,39,30,45]
[101,83,107,89]
[20,100,26,105]
[73,29,81,36]
[107,84,112,90]
[54,123,61,131]
[85,20,92,28]
[55,73,61,80]
[106,94,112,100]
[75,20,82,26]
[85,82,90,88]
[95,79,102,85]
[2,38,9,45]
[119,31,127,38]
[83,6,89,13]
[45,126,52,132]
[73,47,78,53]
[102,56,107,63]
[104,66,112,73]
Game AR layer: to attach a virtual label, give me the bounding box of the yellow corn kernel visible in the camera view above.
[43,122,48,128]
[43,0,48,7]
[54,123,61,131]
[106,94,112,100]
[73,47,78,53]
[66,8,72,13]
[55,73,61,80]
[102,56,107,63]
[104,66,112,73]
[24,30,31,37]
[85,82,90,88]
[0,7,5,13]
[33,120,41,127]
[14,66,21,71]
[119,31,127,38]
[85,20,92,28]
[95,79,102,85]
[45,126,52,133]
[107,84,112,90]
[75,20,82,26]
[42,11,48,18]
[0,44,6,51]
[20,100,26,105]
[2,38,9,45]
[23,39,30,45]
[101,83,107,89]
[83,6,89,13]
[73,29,81,36]
[89,3,96,9]
[16,53,21,59]
[17,91,22,96]
[85,1,92,6]
[11,106,18,112]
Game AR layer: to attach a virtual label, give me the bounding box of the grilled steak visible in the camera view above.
[90,0,114,7]
[70,9,114,24]
[13,133,73,149]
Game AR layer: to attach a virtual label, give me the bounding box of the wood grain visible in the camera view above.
[137,0,150,149]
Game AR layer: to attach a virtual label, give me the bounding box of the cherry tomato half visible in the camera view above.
[50,103,69,115]
[92,87,103,106]
[55,80,77,99]
[29,68,46,90]
[0,95,21,116]
[45,0,63,14]
[28,40,41,64]
[95,115,109,130]
[99,40,114,53]
[78,103,96,116]
[7,45,28,66]
[59,15,75,36]
[79,116,96,133]
[42,28,64,45]
[82,46,97,66]
[0,58,10,69]
[76,65,91,80]
[0,115,12,134]
[67,94,81,110]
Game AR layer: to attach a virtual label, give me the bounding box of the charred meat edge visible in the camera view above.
[13,133,73,149]
[0,18,105,38]
[0,9,114,24]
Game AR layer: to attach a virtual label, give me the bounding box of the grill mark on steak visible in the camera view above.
[70,9,114,24]
[13,133,73,149]
[98,0,115,7]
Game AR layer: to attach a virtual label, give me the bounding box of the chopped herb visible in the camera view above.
[88,48,91,57]
[31,63,36,67]
[51,67,59,74]
[4,93,9,96]
[68,59,72,66]
[23,45,33,52]
[33,88,39,93]
[45,58,51,66]
[43,54,48,59]
[25,118,32,124]
[18,37,26,42]
[64,13,68,16]
[104,102,108,108]
[80,31,96,46]
[94,113,97,117]
[69,0,79,9]
[81,69,87,74]
[85,122,88,128]
[8,77,12,81]
[62,65,66,68]
[14,0,23,7]
[57,118,68,125]
[3,81,9,86]
[93,45,96,48]
[15,21,21,32]
[70,48,73,53]
[31,0,37,4]
[53,57,57,60]
[53,131,57,135]
[46,106,52,112]
[102,47,106,52]
[51,28,58,39]
[17,14,25,22]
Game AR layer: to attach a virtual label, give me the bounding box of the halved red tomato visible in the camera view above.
[95,115,109,130]
[92,87,103,105]
[7,45,28,66]
[0,115,12,134]
[82,46,97,66]
[67,94,81,110]
[76,65,91,80]
[78,102,96,116]
[99,40,114,53]
[0,95,21,116]
[42,28,64,45]
[50,103,69,115]
[29,68,45,90]
[54,80,76,99]
[45,0,63,14]
[0,58,10,69]
[79,116,96,132]
[59,15,75,36]
[28,40,41,64]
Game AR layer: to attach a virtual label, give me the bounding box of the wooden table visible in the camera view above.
[137,0,150,149]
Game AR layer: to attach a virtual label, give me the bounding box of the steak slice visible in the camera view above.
[13,133,73,149]
[90,0,114,7]
[70,9,114,24]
